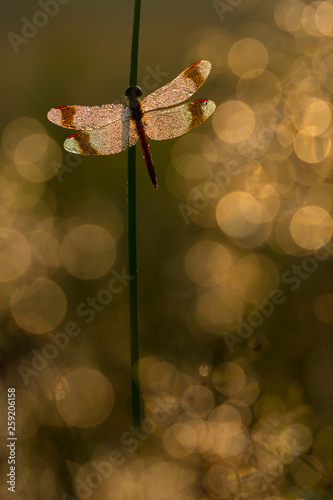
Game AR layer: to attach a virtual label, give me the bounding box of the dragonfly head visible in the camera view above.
[125,86,142,100]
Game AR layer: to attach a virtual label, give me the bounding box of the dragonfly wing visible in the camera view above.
[64,117,138,155]
[141,61,212,112]
[47,104,130,130]
[144,99,216,141]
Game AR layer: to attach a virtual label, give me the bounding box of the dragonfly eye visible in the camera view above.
[125,86,142,99]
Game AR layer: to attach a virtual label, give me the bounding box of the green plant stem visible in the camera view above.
[128,0,141,430]
[129,0,141,86]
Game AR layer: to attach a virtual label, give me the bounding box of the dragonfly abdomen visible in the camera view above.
[136,121,158,189]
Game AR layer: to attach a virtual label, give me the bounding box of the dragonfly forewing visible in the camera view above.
[47,104,129,130]
[141,60,212,112]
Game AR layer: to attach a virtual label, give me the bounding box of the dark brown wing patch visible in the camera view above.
[183,61,206,89]
[70,132,100,155]
[56,106,77,128]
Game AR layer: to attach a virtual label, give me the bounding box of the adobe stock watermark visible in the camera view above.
[113,64,170,105]
[213,0,243,22]
[52,152,82,183]
[7,0,72,55]
[178,107,284,225]
[17,267,134,386]
[224,239,333,353]
[236,110,282,160]
[61,395,175,500]
[178,160,242,224]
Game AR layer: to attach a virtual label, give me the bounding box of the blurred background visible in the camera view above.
[1,0,333,498]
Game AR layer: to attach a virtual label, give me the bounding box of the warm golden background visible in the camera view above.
[1,0,333,498]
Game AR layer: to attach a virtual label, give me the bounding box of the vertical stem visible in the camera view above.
[128,0,141,429]
[129,0,141,86]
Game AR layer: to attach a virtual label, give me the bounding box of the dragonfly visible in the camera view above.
[47,60,216,189]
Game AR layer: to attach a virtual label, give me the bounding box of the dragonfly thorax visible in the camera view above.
[126,86,143,120]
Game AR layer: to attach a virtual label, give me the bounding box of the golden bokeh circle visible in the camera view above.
[216,191,262,237]
[0,228,31,282]
[300,98,331,136]
[11,278,67,333]
[313,293,333,323]
[228,38,269,78]
[181,385,214,418]
[316,1,333,36]
[290,205,333,249]
[212,101,255,144]
[212,363,246,396]
[185,240,233,287]
[294,131,331,163]
[61,224,116,279]
[14,134,62,182]
[56,368,114,428]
